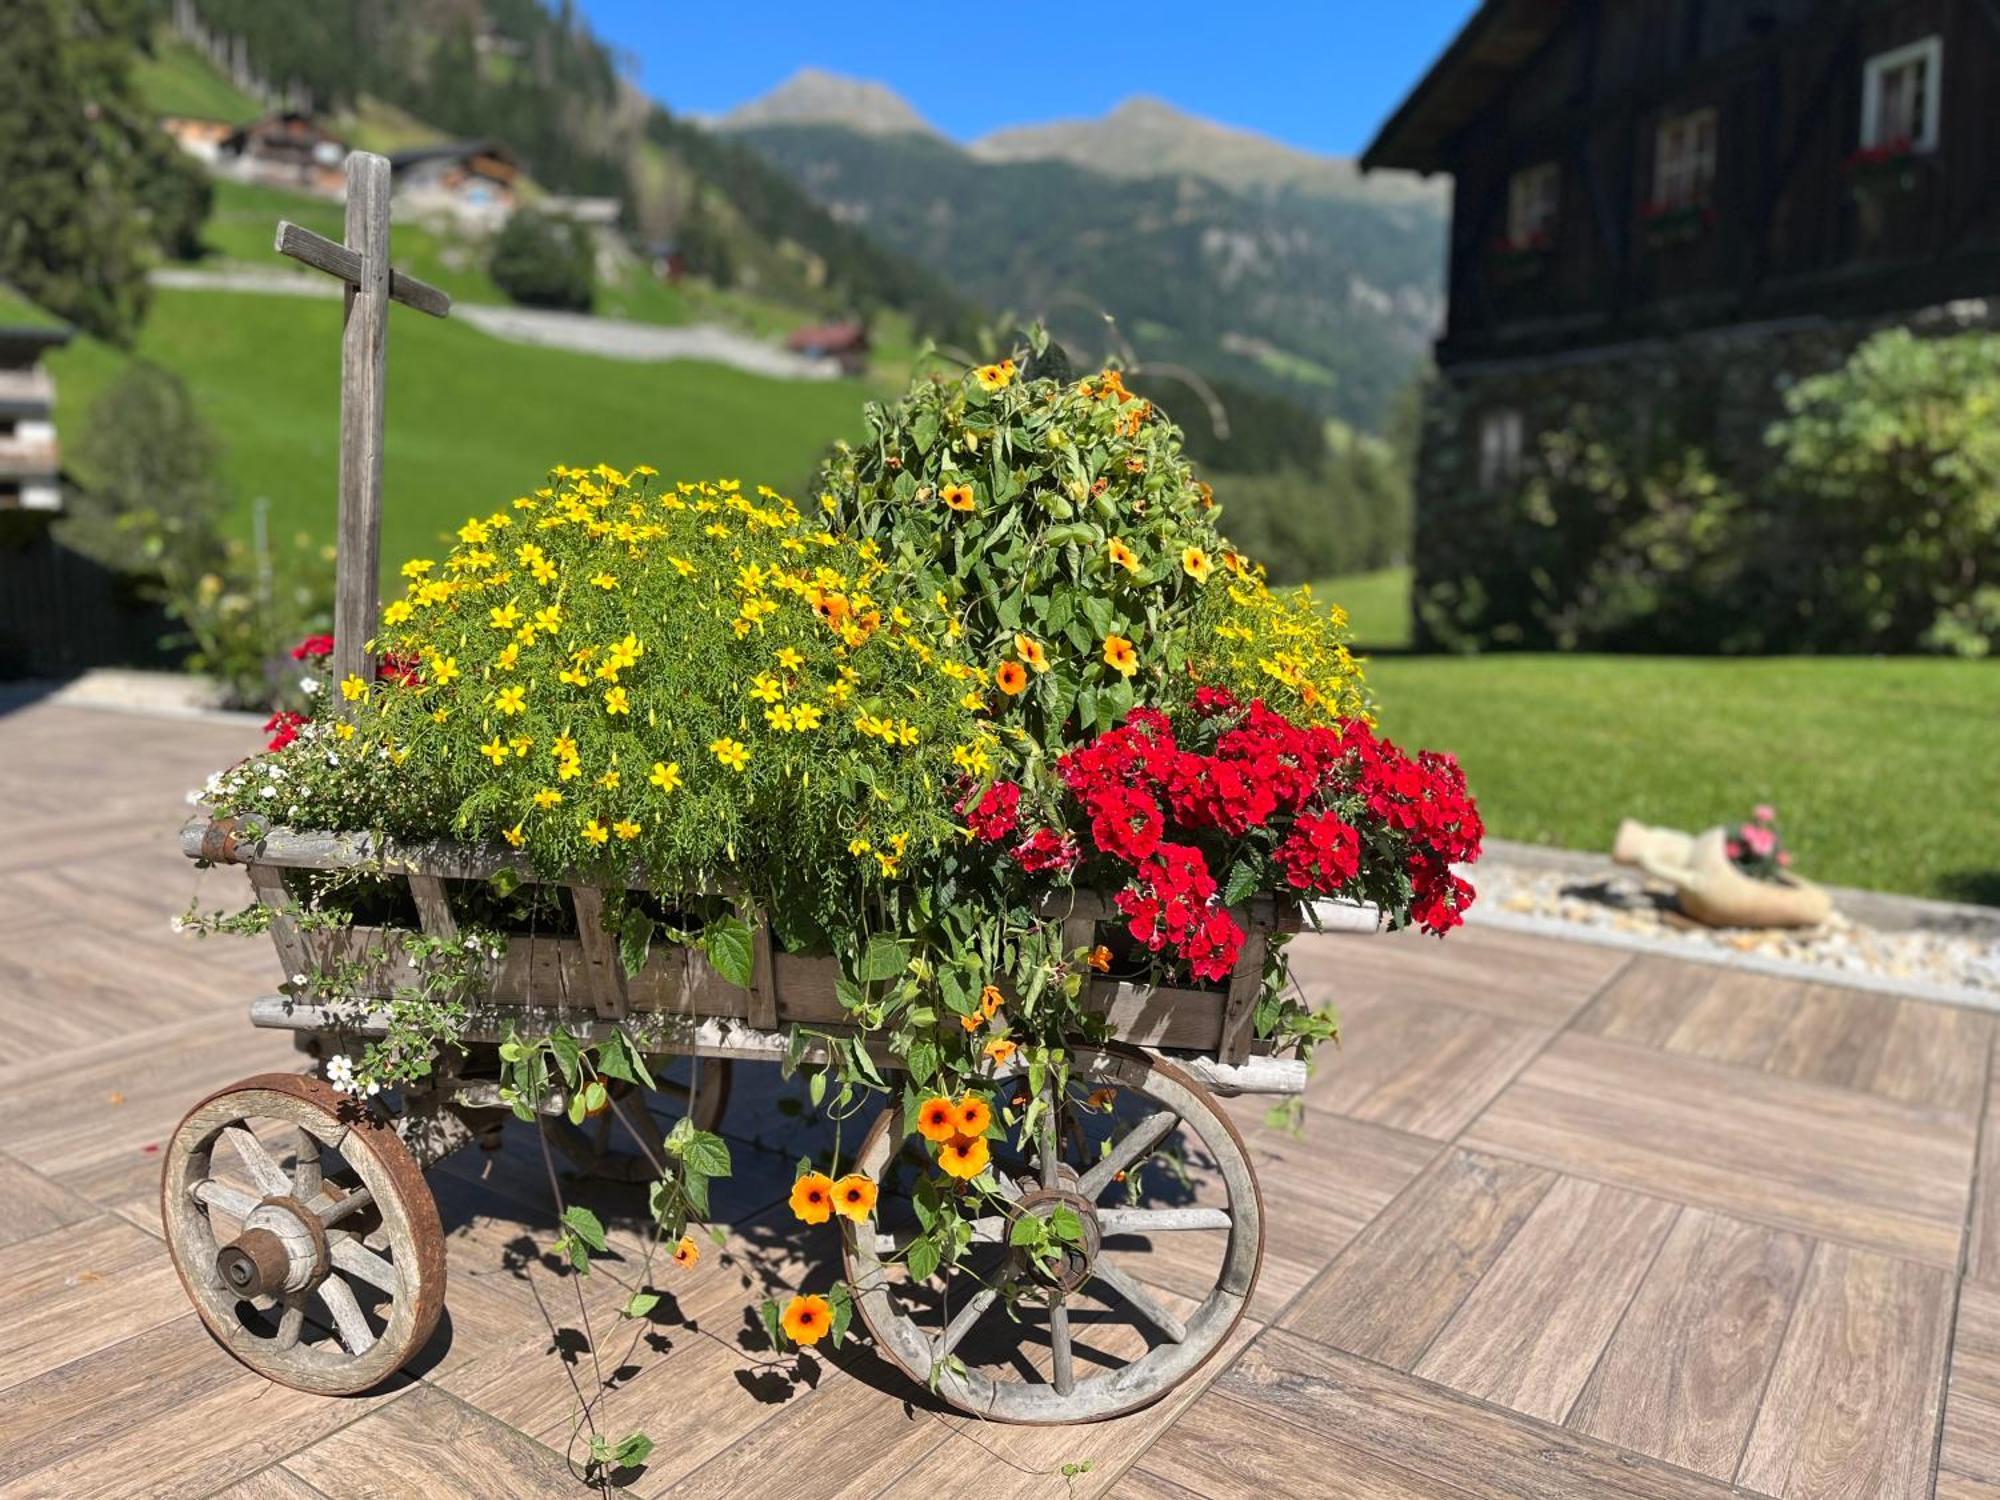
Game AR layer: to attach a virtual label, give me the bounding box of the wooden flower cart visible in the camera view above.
[159,155,1376,1424]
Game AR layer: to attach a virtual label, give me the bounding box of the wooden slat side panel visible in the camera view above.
[248,865,311,981]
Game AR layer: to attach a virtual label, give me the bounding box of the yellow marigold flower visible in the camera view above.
[432,708,450,724]
[764,703,794,731]
[1182,547,1213,581]
[479,737,509,766]
[1015,634,1049,672]
[916,1096,959,1143]
[648,761,682,793]
[789,1171,834,1225]
[1102,635,1138,677]
[1106,538,1140,574]
[533,606,562,633]
[961,689,987,713]
[457,518,490,544]
[848,835,871,855]
[972,361,1015,391]
[780,1294,831,1347]
[581,818,610,846]
[704,523,729,539]
[941,483,975,512]
[603,686,630,716]
[559,666,589,687]
[589,571,618,591]
[532,788,563,808]
[429,654,460,685]
[749,672,783,704]
[608,634,643,670]
[495,685,527,716]
[832,1174,877,1223]
[896,721,920,746]
[668,556,696,578]
[400,558,435,579]
[530,558,557,585]
[876,852,900,877]
[790,702,824,731]
[510,735,533,757]
[489,603,520,630]
[710,736,750,772]
[497,644,521,671]
[937,1134,990,1180]
[339,675,368,702]
[382,599,414,625]
[598,769,620,789]
[775,646,805,671]
[502,823,525,848]
[557,755,582,782]
[612,819,641,841]
[333,721,356,742]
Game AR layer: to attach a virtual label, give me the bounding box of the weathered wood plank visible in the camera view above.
[405,872,459,941]
[1941,1280,2000,1491]
[248,864,311,981]
[1737,1242,1954,1498]
[1278,1147,1556,1366]
[286,1384,575,1498]
[331,152,392,699]
[1217,916,1268,1066]
[274,219,451,318]
[1566,1208,1810,1477]
[745,914,777,1029]
[565,884,628,1020]
[1412,1176,1679,1422]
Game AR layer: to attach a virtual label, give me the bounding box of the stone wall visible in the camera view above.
[1412,296,2000,651]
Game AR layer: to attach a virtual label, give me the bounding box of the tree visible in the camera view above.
[62,360,225,574]
[489,209,596,312]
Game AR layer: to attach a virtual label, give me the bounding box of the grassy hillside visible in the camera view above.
[130,34,260,123]
[1365,654,2000,901]
[48,288,869,579]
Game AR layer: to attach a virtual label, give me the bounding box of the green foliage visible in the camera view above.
[488,209,595,313]
[0,0,209,341]
[1767,329,2000,655]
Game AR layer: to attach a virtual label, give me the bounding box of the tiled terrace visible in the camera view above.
[1,694,1994,1498]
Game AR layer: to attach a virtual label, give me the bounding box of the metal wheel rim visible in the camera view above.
[841,1044,1262,1424]
[160,1072,445,1396]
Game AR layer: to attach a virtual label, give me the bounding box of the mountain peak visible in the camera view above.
[719,68,937,137]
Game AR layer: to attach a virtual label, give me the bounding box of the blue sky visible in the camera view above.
[576,1,1480,158]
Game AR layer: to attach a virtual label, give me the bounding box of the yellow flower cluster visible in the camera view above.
[1196,558,1372,725]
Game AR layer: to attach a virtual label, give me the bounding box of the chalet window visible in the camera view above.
[1506,163,1560,247]
[1653,109,1718,210]
[1478,409,1525,491]
[1862,37,1943,152]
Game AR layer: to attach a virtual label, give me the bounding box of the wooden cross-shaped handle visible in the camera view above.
[274,151,451,706]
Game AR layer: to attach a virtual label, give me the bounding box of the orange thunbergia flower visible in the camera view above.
[941,483,975,512]
[1088,945,1113,972]
[978,985,1003,1019]
[937,1134,991,1180]
[916,1096,960,1143]
[955,1095,992,1136]
[1015,634,1049,673]
[790,1171,835,1224]
[1102,635,1138,677]
[832,1174,878,1223]
[995,660,1028,696]
[1106,538,1139,574]
[1086,1087,1119,1111]
[672,1235,699,1267]
[781,1293,832,1346]
[984,1037,1017,1066]
[960,1009,984,1033]
[1182,547,1213,581]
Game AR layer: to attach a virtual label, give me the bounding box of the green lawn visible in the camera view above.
[130,35,261,124]
[1308,566,1411,649]
[1363,654,2000,902]
[48,288,870,577]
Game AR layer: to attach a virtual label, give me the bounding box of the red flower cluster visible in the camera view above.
[291,634,335,662]
[376,651,422,687]
[263,710,307,751]
[1011,826,1079,874]
[960,781,1021,844]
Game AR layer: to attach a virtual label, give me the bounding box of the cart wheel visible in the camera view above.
[547,1058,733,1183]
[160,1072,446,1396]
[842,1044,1261,1424]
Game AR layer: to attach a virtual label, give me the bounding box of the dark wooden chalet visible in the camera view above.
[1365,0,2000,368]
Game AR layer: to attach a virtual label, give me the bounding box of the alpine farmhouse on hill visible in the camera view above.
[1364,0,2000,648]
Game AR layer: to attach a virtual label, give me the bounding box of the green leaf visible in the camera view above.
[566,1091,588,1126]
[561,1204,608,1253]
[858,934,909,984]
[613,1432,655,1468]
[702,915,756,990]
[617,908,656,979]
[582,1080,608,1116]
[1049,1204,1085,1245]
[682,1167,710,1218]
[622,1291,661,1319]
[827,1281,854,1349]
[903,1036,939,1085]
[759,1297,785,1351]
[680,1128,732,1179]
[1079,593,1115,639]
[488,867,522,897]
[912,410,939,454]
[904,1233,943,1282]
[808,1068,827,1108]
[548,1028,583,1089]
[1010,1215,1046,1249]
[1223,857,1261,907]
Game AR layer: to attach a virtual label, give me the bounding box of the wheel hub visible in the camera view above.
[1009,1184,1103,1295]
[214,1194,330,1298]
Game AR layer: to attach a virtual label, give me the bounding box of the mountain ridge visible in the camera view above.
[717,67,939,138]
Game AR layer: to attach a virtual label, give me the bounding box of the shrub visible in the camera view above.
[489,209,596,312]
[1767,328,2000,655]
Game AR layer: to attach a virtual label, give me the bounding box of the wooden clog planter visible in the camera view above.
[157,154,1374,1425]
[166,815,1370,1421]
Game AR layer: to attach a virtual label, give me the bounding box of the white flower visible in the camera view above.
[184,789,202,806]
[169,915,187,933]
[325,1055,356,1093]
[298,676,319,695]
[290,972,308,988]
[260,785,277,799]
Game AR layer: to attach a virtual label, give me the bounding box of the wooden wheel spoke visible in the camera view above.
[934,1286,999,1360]
[874,1217,1006,1256]
[1096,1206,1231,1235]
[1048,1298,1075,1396]
[276,1293,307,1351]
[318,1274,377,1356]
[331,1236,403,1296]
[1079,1109,1179,1199]
[193,1179,261,1221]
[221,1126,292,1196]
[292,1127,323,1200]
[318,1184,375,1227]
[1091,1258,1188,1344]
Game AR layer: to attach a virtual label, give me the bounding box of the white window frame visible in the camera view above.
[1861,36,1943,152]
[1652,107,1718,210]
[1478,409,1525,491]
[1507,163,1560,245]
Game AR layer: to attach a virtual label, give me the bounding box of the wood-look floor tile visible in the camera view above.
[1278,1148,1553,1366]
[1287,924,1627,1028]
[0,1215,186,1394]
[1412,1176,1678,1422]
[1463,1033,1975,1265]
[1566,1208,1810,1478]
[286,1383,576,1498]
[1736,1243,1953,1499]
[0,1149,99,1249]
[1211,1328,1739,1498]
[1942,1280,2000,1489]
[195,1464,334,1499]
[1301,991,1549,1140]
